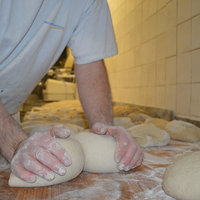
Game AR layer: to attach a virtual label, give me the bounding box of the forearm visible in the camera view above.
[0,100,27,162]
[75,60,113,128]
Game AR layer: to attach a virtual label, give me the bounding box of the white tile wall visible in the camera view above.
[192,15,200,49]
[177,0,191,23]
[106,0,200,121]
[177,52,191,83]
[191,84,200,116]
[191,49,200,83]
[177,21,191,53]
[177,84,191,115]
[166,56,176,85]
[192,0,200,16]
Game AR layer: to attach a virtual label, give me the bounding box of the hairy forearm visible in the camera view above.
[0,100,27,162]
[75,60,113,128]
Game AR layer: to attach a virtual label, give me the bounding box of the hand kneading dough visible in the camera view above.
[162,151,200,200]
[166,120,200,142]
[127,124,170,147]
[9,137,84,187]
[75,132,119,173]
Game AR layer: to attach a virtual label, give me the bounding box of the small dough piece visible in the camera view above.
[145,118,168,130]
[162,151,200,200]
[166,120,200,142]
[9,137,84,187]
[75,132,119,173]
[127,124,170,147]
[128,112,150,124]
[113,117,135,129]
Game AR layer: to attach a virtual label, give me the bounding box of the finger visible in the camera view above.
[127,148,144,170]
[114,131,130,163]
[34,147,66,176]
[134,152,144,168]
[23,156,55,181]
[118,142,137,170]
[42,139,71,166]
[92,123,108,135]
[50,124,71,138]
[11,162,36,183]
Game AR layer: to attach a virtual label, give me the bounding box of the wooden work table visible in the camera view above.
[0,140,199,200]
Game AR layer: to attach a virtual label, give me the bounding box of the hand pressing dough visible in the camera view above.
[9,137,84,187]
[127,124,170,147]
[162,151,200,200]
[75,132,119,173]
[145,118,168,130]
[166,120,200,142]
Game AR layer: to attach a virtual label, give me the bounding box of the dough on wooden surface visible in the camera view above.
[166,120,200,142]
[75,132,119,173]
[127,124,170,147]
[145,118,168,130]
[113,117,135,129]
[9,137,84,187]
[162,151,200,200]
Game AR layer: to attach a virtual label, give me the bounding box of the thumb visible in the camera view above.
[50,124,71,138]
[91,122,108,135]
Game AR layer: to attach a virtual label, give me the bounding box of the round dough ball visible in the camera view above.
[127,124,170,147]
[145,117,168,130]
[9,137,84,187]
[163,151,200,200]
[75,132,119,173]
[166,120,200,142]
[113,117,135,129]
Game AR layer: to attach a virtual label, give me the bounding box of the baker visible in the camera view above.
[0,0,143,183]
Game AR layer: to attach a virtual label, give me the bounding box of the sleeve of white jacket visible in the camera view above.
[68,0,118,64]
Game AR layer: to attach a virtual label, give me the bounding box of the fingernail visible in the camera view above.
[123,142,128,146]
[124,166,130,171]
[27,175,36,183]
[45,172,55,181]
[57,166,66,176]
[118,163,125,170]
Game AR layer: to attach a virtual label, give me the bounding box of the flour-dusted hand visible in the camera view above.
[11,125,72,183]
[92,123,144,171]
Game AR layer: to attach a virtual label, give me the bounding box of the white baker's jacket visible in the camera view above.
[0,0,117,114]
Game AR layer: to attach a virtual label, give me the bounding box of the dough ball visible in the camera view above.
[75,132,119,173]
[128,112,150,123]
[9,137,84,187]
[162,151,200,200]
[166,120,200,142]
[113,117,135,129]
[145,118,168,130]
[127,124,170,147]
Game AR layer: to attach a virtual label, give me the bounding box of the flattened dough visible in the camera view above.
[166,120,200,142]
[75,132,119,173]
[145,118,168,130]
[163,151,200,200]
[113,117,135,129]
[127,124,170,147]
[9,137,84,187]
